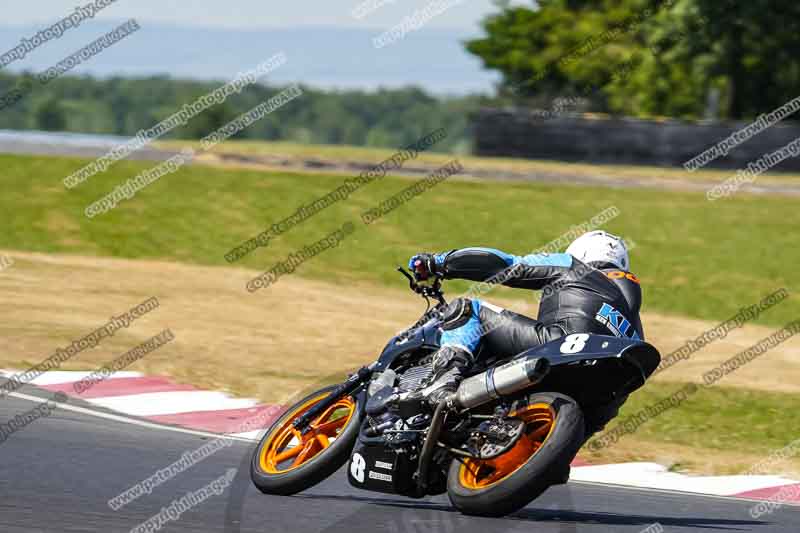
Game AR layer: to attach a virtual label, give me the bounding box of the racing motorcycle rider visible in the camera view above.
[407,230,643,440]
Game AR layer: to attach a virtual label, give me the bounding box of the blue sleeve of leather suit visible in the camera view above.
[434,247,573,290]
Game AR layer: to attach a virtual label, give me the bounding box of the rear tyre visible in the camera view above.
[250,385,363,495]
[446,391,584,517]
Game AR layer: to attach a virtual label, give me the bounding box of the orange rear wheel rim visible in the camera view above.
[458,403,556,490]
[260,393,356,474]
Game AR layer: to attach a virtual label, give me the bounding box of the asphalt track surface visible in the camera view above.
[1,391,798,533]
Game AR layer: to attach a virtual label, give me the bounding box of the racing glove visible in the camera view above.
[408,253,440,281]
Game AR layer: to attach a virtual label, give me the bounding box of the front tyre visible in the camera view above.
[447,391,584,517]
[251,385,363,495]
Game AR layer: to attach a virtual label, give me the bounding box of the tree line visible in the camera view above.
[468,0,800,120]
[0,71,481,153]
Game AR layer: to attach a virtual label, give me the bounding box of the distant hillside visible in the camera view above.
[0,22,497,95]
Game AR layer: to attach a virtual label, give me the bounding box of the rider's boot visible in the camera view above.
[416,345,474,405]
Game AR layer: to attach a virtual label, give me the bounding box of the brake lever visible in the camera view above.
[397,266,418,291]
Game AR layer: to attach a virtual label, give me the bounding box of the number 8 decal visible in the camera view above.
[350,452,366,483]
[559,333,589,354]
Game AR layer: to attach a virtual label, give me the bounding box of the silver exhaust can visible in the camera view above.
[455,357,550,409]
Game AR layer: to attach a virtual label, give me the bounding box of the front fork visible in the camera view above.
[292,364,375,434]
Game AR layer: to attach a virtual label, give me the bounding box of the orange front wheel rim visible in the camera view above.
[260,394,356,474]
[458,403,556,490]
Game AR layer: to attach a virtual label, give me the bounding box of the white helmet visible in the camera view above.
[566,230,630,270]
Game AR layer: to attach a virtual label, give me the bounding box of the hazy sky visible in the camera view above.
[1,0,540,93]
[4,0,535,30]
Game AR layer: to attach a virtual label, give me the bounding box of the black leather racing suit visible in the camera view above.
[429,247,644,437]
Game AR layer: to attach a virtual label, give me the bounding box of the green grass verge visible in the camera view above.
[0,152,797,326]
[605,381,800,456]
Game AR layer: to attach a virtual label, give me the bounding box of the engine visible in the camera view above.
[363,359,433,438]
[349,359,439,498]
[396,359,434,392]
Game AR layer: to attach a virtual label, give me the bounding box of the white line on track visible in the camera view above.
[571,462,798,495]
[570,480,800,507]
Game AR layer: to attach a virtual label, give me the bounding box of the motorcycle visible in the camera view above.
[250,267,661,517]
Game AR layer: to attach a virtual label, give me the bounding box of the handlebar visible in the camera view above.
[397,267,447,308]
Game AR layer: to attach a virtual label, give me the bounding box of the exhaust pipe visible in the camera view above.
[455,357,550,409]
